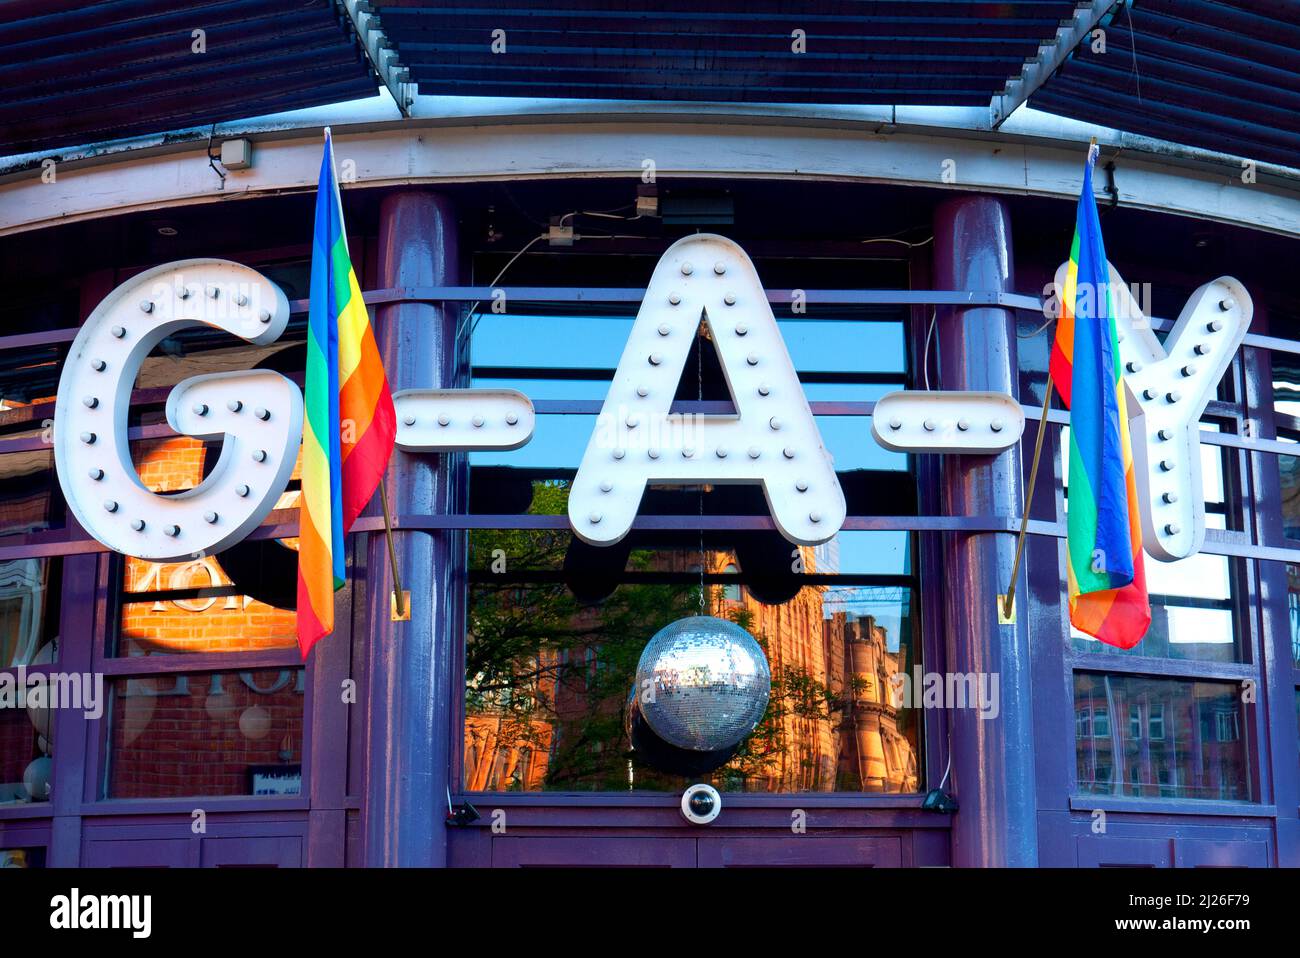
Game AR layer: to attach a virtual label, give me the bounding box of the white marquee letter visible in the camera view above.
[54,260,303,561]
[569,234,845,546]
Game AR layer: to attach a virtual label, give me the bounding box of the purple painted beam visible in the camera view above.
[361,192,463,867]
[933,194,1038,867]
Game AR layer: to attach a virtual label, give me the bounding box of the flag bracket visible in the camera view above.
[390,590,411,622]
[379,477,406,621]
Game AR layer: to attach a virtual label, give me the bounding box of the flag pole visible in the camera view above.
[1002,375,1054,621]
[379,477,405,619]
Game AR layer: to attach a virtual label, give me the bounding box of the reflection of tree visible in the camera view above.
[714,605,849,790]
[467,481,700,791]
[465,481,920,794]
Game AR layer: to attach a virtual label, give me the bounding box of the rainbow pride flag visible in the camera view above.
[1048,144,1151,649]
[297,129,396,658]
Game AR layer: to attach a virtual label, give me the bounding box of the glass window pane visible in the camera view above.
[0,847,45,867]
[464,260,920,796]
[1295,689,1299,765]
[1274,354,1300,421]
[1269,349,1300,538]
[115,434,301,657]
[0,557,59,670]
[104,668,304,798]
[464,530,922,794]
[1065,417,1241,661]
[1288,565,1300,669]
[118,555,299,657]
[1281,449,1300,542]
[1074,673,1251,801]
[0,689,54,806]
[1062,421,1229,508]
[0,556,59,807]
[1070,513,1240,661]
[0,553,58,805]
[0,445,64,541]
[472,313,907,376]
[0,340,63,411]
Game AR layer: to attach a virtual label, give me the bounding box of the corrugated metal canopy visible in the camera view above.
[1030,0,1300,167]
[0,0,379,155]
[1,0,1298,172]
[379,0,1085,105]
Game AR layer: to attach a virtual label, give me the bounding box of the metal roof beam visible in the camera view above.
[990,0,1123,129]
[339,0,413,117]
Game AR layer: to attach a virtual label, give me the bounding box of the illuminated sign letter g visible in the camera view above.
[54,259,303,562]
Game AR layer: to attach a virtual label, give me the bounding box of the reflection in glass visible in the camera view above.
[1074,673,1251,801]
[1071,529,1239,661]
[1065,423,1239,661]
[1289,565,1300,669]
[472,312,907,376]
[0,557,58,806]
[0,676,54,805]
[0,847,45,867]
[0,447,62,541]
[0,557,58,670]
[463,510,921,794]
[118,556,298,657]
[104,668,304,798]
[115,434,301,656]
[1273,354,1300,540]
[1280,451,1300,541]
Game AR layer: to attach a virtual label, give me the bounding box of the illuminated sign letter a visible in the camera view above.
[568,234,845,547]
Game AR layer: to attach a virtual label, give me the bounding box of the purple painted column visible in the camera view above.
[932,195,1038,867]
[363,192,463,867]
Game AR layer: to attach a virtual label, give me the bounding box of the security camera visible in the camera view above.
[680,783,722,825]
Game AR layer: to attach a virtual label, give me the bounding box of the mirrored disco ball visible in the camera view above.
[635,615,771,752]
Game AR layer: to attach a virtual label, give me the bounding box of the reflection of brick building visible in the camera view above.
[464,713,551,792]
[110,670,303,798]
[122,436,299,656]
[1075,676,1249,801]
[465,543,920,794]
[717,555,839,792]
[831,613,920,794]
[105,436,304,797]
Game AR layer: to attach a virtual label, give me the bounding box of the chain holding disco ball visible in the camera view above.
[630,615,771,763]
[624,340,772,774]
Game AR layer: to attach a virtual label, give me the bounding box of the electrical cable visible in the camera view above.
[921,309,936,390]
[461,233,548,341]
[1017,311,1058,339]
[861,235,934,248]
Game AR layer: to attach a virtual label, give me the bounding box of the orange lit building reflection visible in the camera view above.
[107,435,304,798]
[120,435,300,656]
[464,544,921,794]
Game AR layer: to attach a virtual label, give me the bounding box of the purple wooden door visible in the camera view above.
[83,838,196,868]
[1175,839,1270,867]
[697,836,902,867]
[1076,836,1173,867]
[491,836,697,868]
[200,836,302,867]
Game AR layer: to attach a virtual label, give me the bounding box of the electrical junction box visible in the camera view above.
[220,138,252,170]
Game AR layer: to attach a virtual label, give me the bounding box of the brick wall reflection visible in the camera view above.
[1074,674,1250,801]
[108,437,304,797]
[108,669,304,798]
[120,436,298,655]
